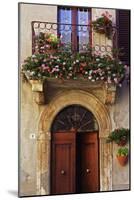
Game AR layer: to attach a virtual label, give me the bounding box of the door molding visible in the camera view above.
[37,90,112,195]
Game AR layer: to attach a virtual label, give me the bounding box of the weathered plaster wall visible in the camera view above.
[19,3,57,196]
[19,3,57,63]
[110,79,129,190]
[20,82,40,195]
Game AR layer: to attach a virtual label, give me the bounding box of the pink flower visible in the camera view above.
[51,68,57,73]
[107,77,112,83]
[114,78,118,83]
[124,65,128,69]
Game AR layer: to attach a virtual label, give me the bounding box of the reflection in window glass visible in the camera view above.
[58,7,90,51]
[58,8,72,49]
[78,9,90,51]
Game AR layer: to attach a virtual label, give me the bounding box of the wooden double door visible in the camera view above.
[51,131,99,194]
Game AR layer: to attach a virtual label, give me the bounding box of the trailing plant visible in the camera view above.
[22,49,126,86]
[106,128,129,145]
[91,11,113,39]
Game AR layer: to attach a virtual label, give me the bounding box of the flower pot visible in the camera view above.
[116,155,128,166]
[97,28,105,34]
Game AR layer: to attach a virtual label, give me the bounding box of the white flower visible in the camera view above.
[69,67,72,70]
[114,78,118,83]
[96,58,100,61]
[88,76,92,80]
[119,61,122,64]
[63,62,66,65]
[107,77,112,83]
[30,71,35,76]
[73,61,76,64]
[91,79,95,82]
[55,65,59,68]
[112,74,116,77]
[96,77,99,80]
[101,77,104,80]
[76,60,79,63]
[85,71,88,74]
[32,55,36,58]
[98,63,102,67]
[124,65,128,69]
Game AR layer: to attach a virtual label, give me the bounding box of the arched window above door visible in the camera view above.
[51,105,98,133]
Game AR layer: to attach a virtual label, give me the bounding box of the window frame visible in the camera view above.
[58,6,92,52]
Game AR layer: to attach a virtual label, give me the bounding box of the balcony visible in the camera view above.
[22,21,126,105]
[31,21,117,54]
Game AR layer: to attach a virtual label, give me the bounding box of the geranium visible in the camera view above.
[34,32,61,53]
[22,50,127,86]
[91,11,113,39]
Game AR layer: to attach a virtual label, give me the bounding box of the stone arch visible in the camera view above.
[37,90,112,195]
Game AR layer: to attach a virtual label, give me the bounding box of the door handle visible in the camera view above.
[60,170,65,175]
[86,168,91,173]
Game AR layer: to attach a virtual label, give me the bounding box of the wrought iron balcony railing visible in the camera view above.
[31,21,117,55]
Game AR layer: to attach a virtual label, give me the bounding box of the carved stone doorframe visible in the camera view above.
[37,90,112,195]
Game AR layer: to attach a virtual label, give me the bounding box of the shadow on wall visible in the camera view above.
[116,79,129,104]
[8,190,18,197]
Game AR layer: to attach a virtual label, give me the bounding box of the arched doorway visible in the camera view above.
[51,105,99,194]
[37,90,112,195]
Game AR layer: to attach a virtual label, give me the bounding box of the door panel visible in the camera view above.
[77,132,99,193]
[51,131,99,194]
[51,132,76,194]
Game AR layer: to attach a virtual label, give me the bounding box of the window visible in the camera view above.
[58,7,91,52]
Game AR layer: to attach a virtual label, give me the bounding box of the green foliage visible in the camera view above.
[107,128,129,144]
[117,147,129,156]
[22,50,126,84]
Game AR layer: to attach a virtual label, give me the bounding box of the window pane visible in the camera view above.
[78,8,90,51]
[58,8,72,49]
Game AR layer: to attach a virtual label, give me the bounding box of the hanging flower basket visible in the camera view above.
[106,128,129,146]
[116,147,129,166]
[91,11,113,39]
